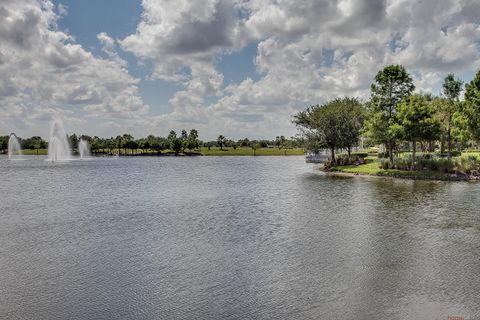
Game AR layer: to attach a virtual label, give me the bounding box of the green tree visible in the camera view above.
[105,137,116,154]
[180,129,188,152]
[204,141,213,150]
[452,110,471,149]
[69,133,79,150]
[365,65,415,162]
[114,135,123,155]
[170,139,182,153]
[464,70,480,141]
[275,135,287,154]
[217,135,226,150]
[22,136,46,155]
[275,136,281,149]
[302,133,323,154]
[397,94,441,164]
[168,130,182,153]
[0,136,9,152]
[127,139,139,154]
[186,129,199,152]
[121,134,134,154]
[338,98,365,158]
[239,138,250,147]
[251,143,261,156]
[293,97,365,163]
[145,135,166,154]
[90,136,101,153]
[439,74,463,159]
[137,138,148,153]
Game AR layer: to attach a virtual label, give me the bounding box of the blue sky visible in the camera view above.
[55,0,259,118]
[1,0,479,139]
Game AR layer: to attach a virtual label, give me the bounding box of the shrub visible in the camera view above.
[325,153,369,168]
[334,154,348,165]
[393,157,411,170]
[455,155,480,174]
[379,158,391,169]
[351,152,368,158]
[334,153,367,166]
[323,160,334,170]
[440,150,461,157]
[379,156,454,173]
[379,157,411,170]
[436,158,454,173]
[417,158,437,171]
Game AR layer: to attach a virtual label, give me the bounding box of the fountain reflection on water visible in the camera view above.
[47,118,72,162]
[8,133,23,160]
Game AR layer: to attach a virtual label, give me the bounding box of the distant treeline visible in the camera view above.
[0,130,302,154]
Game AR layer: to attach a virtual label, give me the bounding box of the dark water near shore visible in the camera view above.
[1,155,480,319]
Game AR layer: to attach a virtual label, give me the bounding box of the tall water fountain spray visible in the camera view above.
[78,139,91,159]
[47,118,72,161]
[8,133,22,160]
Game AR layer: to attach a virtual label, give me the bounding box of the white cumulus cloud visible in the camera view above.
[0,0,148,136]
[2,0,480,139]
[119,0,480,139]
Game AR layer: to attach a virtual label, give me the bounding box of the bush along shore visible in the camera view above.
[324,151,480,181]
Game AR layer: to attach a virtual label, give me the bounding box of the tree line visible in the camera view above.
[0,129,302,155]
[294,65,480,164]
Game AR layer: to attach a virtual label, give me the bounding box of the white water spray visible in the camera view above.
[78,139,91,159]
[47,118,72,161]
[8,133,22,160]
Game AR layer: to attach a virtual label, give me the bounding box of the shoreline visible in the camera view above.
[324,168,480,182]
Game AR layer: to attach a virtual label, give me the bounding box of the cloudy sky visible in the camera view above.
[1,0,480,140]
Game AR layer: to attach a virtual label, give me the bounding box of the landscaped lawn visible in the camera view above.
[331,156,449,179]
[18,149,48,155]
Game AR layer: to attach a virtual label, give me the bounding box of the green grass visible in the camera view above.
[331,157,448,179]
[18,149,48,155]
[199,147,304,156]
[462,151,480,157]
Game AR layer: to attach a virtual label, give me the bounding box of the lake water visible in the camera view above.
[1,155,480,319]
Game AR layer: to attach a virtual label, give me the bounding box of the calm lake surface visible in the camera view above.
[1,155,480,319]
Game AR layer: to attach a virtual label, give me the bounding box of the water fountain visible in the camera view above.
[78,139,91,159]
[8,133,23,160]
[47,118,72,161]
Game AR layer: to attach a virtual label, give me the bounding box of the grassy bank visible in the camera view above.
[329,156,472,181]
[18,149,48,155]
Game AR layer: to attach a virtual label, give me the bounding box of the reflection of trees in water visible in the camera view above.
[368,178,480,230]
[216,171,480,318]
[335,178,420,317]
[349,178,480,317]
[370,178,443,208]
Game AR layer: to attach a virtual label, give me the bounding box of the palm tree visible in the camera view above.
[217,135,226,150]
[251,143,261,156]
